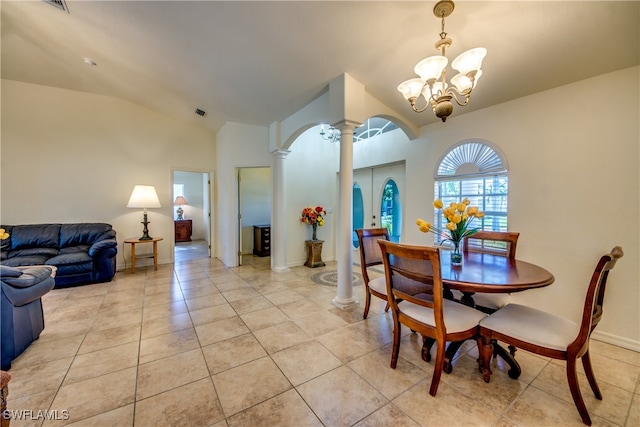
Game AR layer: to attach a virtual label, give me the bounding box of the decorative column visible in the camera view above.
[271,149,290,273]
[332,121,359,309]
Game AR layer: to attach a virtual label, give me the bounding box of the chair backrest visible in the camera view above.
[355,228,390,284]
[463,231,520,259]
[570,246,624,353]
[378,240,443,328]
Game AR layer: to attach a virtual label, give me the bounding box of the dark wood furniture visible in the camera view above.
[378,241,488,397]
[124,237,163,273]
[355,228,390,319]
[1,371,10,427]
[174,219,192,242]
[478,246,623,426]
[253,225,270,257]
[432,249,555,376]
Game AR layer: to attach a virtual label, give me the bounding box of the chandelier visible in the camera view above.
[397,0,486,122]
[319,125,341,143]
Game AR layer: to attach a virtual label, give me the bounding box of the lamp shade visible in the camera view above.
[174,196,188,206]
[414,55,448,82]
[451,47,487,74]
[451,70,482,92]
[127,185,161,209]
[397,78,425,100]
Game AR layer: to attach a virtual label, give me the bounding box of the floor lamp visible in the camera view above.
[127,185,161,240]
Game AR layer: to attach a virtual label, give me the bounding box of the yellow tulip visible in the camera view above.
[0,228,8,240]
[476,211,485,218]
[462,198,470,205]
[446,222,456,231]
[467,207,478,216]
[416,219,426,226]
[452,213,462,224]
[433,199,443,209]
[457,203,466,213]
[462,213,468,221]
[419,223,431,233]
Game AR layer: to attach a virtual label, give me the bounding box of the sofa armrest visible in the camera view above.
[88,239,117,257]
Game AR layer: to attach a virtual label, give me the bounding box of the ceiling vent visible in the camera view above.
[195,108,207,117]
[42,0,70,13]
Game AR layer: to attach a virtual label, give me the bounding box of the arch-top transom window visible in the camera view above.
[434,141,509,243]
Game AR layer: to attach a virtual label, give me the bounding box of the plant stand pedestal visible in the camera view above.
[304,240,325,268]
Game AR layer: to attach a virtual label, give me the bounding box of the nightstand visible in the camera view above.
[175,219,192,242]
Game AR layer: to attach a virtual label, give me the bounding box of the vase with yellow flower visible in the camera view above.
[301,206,326,241]
[416,198,484,266]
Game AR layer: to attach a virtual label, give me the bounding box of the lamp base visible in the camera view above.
[139,213,153,240]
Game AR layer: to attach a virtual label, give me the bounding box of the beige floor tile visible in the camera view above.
[134,378,224,426]
[503,384,613,426]
[293,309,350,337]
[181,282,221,300]
[37,318,94,343]
[8,357,73,399]
[261,289,306,306]
[11,335,84,369]
[8,390,58,427]
[65,341,139,385]
[253,320,312,354]
[393,379,500,426]
[136,348,209,400]
[590,339,640,367]
[297,365,388,427]
[78,323,141,354]
[554,350,640,393]
[90,307,143,331]
[227,295,274,315]
[212,356,292,417]
[64,404,134,427]
[143,291,185,308]
[227,389,322,427]
[271,340,342,386]
[195,316,250,347]
[316,325,381,363]
[43,366,137,426]
[189,302,237,326]
[140,312,192,339]
[531,362,634,425]
[202,333,267,375]
[354,403,421,427]
[277,298,325,319]
[139,327,200,364]
[627,393,640,427]
[221,287,261,302]
[348,347,428,400]
[240,306,289,331]
[185,292,227,311]
[142,300,189,321]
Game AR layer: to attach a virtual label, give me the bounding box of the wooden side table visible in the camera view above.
[304,240,325,268]
[124,237,163,273]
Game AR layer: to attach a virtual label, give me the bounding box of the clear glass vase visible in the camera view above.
[450,240,462,266]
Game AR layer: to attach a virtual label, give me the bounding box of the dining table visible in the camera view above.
[427,249,555,378]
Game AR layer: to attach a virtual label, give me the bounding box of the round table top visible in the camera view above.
[440,250,555,294]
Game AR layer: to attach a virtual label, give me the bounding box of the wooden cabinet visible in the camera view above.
[253,225,271,257]
[175,220,192,242]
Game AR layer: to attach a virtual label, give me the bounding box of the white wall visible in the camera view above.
[1,80,216,269]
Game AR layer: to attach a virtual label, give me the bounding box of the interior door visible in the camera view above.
[353,162,405,249]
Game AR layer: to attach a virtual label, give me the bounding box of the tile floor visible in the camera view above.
[5,255,640,426]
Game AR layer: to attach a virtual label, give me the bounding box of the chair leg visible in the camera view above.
[581,350,602,400]
[429,339,446,396]
[363,289,372,319]
[477,336,493,383]
[384,301,390,312]
[390,316,401,369]
[566,358,592,426]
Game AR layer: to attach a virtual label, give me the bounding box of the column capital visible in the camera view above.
[271,149,291,159]
[331,120,363,130]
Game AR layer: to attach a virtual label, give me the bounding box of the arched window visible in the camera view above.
[433,140,509,243]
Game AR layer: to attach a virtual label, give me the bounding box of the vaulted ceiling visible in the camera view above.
[2,1,638,133]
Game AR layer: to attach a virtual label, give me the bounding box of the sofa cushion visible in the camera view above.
[7,248,59,259]
[51,262,93,277]
[46,249,92,266]
[60,223,113,248]
[8,224,60,250]
[1,266,53,289]
[2,255,51,267]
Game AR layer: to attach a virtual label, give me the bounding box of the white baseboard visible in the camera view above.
[592,330,640,352]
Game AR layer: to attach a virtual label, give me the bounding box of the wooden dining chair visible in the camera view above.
[461,231,520,313]
[378,240,488,396]
[477,246,623,426]
[355,228,390,319]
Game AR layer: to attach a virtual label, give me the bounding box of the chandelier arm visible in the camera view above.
[446,87,473,107]
[410,96,434,113]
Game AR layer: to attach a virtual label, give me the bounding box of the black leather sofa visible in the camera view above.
[1,265,56,370]
[0,223,117,288]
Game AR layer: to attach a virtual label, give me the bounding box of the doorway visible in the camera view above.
[352,162,405,249]
[237,167,271,266]
[172,170,212,262]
